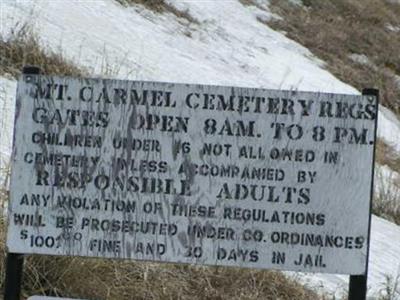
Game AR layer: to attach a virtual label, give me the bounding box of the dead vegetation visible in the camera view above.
[238,0,266,10]
[373,140,400,224]
[267,0,400,116]
[116,0,199,24]
[374,170,400,225]
[378,273,400,300]
[373,186,400,225]
[0,23,86,78]
[376,139,400,175]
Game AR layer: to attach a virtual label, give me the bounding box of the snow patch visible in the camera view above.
[349,53,371,66]
[1,0,400,298]
[378,106,400,153]
[0,77,16,185]
[1,0,357,93]
[386,23,400,33]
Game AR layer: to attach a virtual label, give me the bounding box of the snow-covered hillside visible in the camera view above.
[0,77,15,181]
[1,0,400,298]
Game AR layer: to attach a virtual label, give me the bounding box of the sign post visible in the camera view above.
[348,88,379,300]
[4,252,24,300]
[5,69,378,299]
[4,66,41,300]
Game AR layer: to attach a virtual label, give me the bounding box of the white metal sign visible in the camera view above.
[7,75,378,274]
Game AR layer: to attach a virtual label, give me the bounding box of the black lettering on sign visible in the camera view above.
[19,193,50,207]
[216,183,310,204]
[238,145,266,159]
[297,170,317,184]
[272,251,286,265]
[32,108,109,127]
[217,247,259,262]
[128,114,189,133]
[222,208,324,225]
[187,224,235,240]
[32,131,102,148]
[294,253,326,268]
[333,127,370,145]
[34,82,68,100]
[112,138,161,152]
[318,101,376,120]
[172,204,216,218]
[13,213,45,227]
[89,239,121,254]
[56,216,73,229]
[323,151,339,164]
[271,123,303,140]
[201,143,232,156]
[204,118,258,137]
[270,231,365,249]
[269,148,315,162]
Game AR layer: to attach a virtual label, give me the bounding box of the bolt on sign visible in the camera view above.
[7,74,378,275]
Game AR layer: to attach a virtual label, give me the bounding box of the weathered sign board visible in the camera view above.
[7,74,378,275]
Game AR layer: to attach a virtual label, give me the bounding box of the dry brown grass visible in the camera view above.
[375,138,400,225]
[373,141,400,224]
[0,24,86,78]
[116,0,199,24]
[379,273,400,300]
[373,186,400,225]
[267,0,400,116]
[0,220,321,300]
[372,162,400,225]
[238,0,265,10]
[376,139,400,176]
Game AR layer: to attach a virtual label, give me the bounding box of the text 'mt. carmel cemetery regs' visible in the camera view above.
[7,75,378,275]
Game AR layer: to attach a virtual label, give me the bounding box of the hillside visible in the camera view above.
[1,0,400,299]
